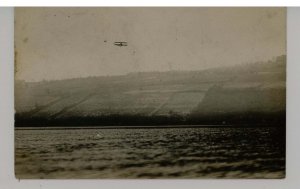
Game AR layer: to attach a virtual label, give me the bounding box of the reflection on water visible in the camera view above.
[15,127,285,178]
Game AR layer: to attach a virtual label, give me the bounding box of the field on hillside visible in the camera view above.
[15,56,286,119]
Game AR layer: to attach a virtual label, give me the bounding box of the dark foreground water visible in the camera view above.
[15,127,285,179]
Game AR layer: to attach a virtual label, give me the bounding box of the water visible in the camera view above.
[15,127,285,179]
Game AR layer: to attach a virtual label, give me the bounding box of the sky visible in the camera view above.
[15,8,286,82]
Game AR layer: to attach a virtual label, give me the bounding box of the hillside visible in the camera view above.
[15,55,286,126]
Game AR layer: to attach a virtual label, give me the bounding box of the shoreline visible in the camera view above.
[15,124,285,130]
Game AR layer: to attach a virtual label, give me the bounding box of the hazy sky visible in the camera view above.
[15,8,286,82]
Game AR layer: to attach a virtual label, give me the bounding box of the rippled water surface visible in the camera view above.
[15,127,285,178]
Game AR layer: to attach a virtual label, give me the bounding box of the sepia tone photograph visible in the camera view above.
[14,7,286,179]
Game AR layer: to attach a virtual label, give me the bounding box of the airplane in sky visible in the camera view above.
[114,42,128,47]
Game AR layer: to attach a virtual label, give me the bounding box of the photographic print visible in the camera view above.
[15,7,286,179]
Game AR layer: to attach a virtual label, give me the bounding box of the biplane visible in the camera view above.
[114,42,128,47]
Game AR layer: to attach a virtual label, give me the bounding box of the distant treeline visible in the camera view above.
[15,111,285,127]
